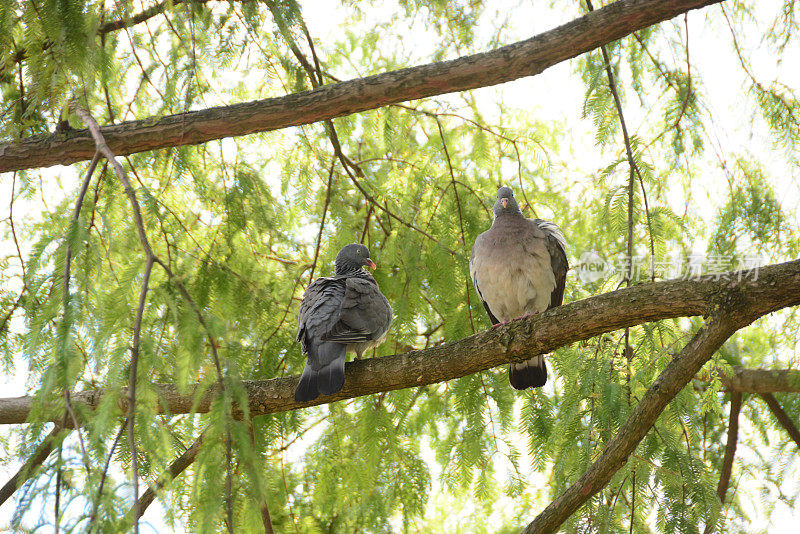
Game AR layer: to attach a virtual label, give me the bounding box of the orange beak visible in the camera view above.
[366,259,377,269]
[501,198,508,208]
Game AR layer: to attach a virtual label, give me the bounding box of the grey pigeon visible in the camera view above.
[295,243,393,402]
[470,186,568,390]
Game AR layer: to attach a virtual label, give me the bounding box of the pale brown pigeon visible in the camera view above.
[295,244,393,402]
[470,186,568,390]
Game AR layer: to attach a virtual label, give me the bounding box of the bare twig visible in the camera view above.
[72,105,157,533]
[309,161,335,283]
[88,421,126,531]
[128,256,154,530]
[61,151,101,472]
[433,117,475,331]
[1,173,28,334]
[276,18,457,256]
[8,173,27,280]
[721,5,800,131]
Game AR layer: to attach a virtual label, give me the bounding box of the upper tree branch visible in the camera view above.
[0,259,798,425]
[0,0,723,173]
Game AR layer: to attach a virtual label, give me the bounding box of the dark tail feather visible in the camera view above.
[294,342,347,402]
[508,355,547,390]
[317,355,345,396]
[295,366,320,402]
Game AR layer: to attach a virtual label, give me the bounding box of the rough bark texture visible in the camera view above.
[1,259,798,426]
[0,0,723,173]
[135,434,204,516]
[721,368,800,393]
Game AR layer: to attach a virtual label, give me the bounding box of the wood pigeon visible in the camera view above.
[295,243,393,402]
[470,186,568,390]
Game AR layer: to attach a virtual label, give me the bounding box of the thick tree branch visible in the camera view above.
[0,0,723,173]
[0,259,798,426]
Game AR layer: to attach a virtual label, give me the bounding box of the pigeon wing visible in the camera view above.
[322,275,391,343]
[537,220,569,308]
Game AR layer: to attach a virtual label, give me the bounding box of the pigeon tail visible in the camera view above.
[316,343,346,396]
[294,342,347,402]
[294,366,320,402]
[508,355,547,390]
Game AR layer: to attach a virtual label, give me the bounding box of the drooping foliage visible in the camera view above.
[1,0,799,532]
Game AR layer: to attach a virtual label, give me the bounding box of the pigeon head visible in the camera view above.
[494,186,522,217]
[334,243,376,274]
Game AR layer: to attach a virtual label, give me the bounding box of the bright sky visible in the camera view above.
[1,0,799,531]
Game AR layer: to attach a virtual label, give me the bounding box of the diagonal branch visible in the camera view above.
[0,425,66,506]
[0,0,724,173]
[131,432,205,519]
[523,310,744,534]
[759,393,800,451]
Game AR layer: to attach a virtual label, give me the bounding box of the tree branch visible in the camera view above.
[523,310,744,533]
[0,0,724,173]
[0,259,798,426]
[704,391,742,534]
[0,425,66,506]
[132,433,204,519]
[719,367,800,394]
[759,393,800,451]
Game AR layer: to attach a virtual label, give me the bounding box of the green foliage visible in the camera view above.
[1,1,799,533]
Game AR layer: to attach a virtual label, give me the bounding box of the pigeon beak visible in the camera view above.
[501,198,508,208]
[365,259,377,270]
